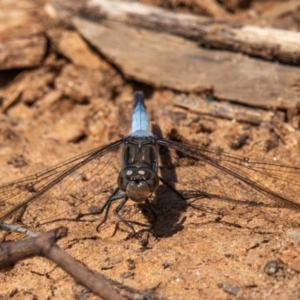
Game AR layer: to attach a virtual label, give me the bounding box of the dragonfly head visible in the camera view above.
[118,167,159,202]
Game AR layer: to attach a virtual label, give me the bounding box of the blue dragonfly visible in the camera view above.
[1,91,300,235]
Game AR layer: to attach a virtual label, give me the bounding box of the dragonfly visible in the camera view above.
[1,91,300,236]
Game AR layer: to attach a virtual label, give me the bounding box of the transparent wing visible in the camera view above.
[0,139,124,229]
[2,136,300,239]
[157,139,300,213]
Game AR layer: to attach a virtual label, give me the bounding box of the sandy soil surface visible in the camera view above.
[1,1,300,299]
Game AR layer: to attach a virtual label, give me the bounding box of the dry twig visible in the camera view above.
[0,227,124,300]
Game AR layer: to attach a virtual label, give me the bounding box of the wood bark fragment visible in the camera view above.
[0,1,46,70]
[52,0,300,64]
[47,29,110,70]
[72,17,300,109]
[173,94,284,125]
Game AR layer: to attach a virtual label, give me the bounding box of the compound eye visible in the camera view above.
[138,168,153,180]
[138,169,146,176]
[125,169,134,179]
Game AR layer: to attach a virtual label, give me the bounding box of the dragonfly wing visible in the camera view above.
[157,139,300,212]
[0,139,124,228]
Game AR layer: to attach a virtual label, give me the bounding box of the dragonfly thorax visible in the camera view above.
[118,138,160,202]
[118,167,159,202]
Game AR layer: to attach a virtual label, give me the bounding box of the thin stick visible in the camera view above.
[0,227,124,300]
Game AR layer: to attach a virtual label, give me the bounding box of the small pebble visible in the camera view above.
[217,282,240,295]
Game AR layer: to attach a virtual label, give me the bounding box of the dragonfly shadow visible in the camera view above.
[138,124,189,237]
[149,186,188,237]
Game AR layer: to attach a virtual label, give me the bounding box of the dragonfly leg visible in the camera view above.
[114,196,136,233]
[159,176,185,200]
[96,188,126,232]
[145,199,157,230]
